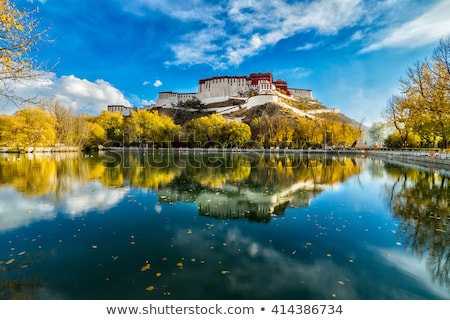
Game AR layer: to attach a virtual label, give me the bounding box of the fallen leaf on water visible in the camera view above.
[146,286,155,291]
[176,262,183,268]
[348,259,354,263]
[6,259,15,265]
[161,257,168,261]
[220,270,230,275]
[191,258,196,262]
[91,245,98,249]
[141,263,151,271]
[130,241,136,245]
[156,272,162,277]
[326,253,332,257]
[338,281,345,286]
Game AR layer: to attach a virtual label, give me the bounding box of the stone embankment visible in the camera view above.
[0,146,80,153]
[368,150,450,171]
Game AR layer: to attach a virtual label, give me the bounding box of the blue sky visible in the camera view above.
[8,0,450,125]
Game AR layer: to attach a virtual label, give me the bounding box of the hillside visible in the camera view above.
[157,99,361,130]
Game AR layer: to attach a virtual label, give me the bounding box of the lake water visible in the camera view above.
[0,150,449,300]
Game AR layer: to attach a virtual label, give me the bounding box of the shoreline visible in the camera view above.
[2,146,449,172]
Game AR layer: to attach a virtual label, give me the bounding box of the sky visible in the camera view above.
[3,0,450,125]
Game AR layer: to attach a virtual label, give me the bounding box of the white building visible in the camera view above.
[155,72,317,108]
[107,104,155,117]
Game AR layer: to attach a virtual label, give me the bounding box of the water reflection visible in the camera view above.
[383,163,450,288]
[0,151,449,299]
[155,154,361,222]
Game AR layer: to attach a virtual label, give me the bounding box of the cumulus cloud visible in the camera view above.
[153,79,163,87]
[360,0,450,53]
[1,73,131,115]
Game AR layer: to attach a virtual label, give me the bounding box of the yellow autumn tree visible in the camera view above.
[1,0,48,104]
[13,106,57,149]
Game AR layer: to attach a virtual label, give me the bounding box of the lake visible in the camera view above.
[0,150,449,299]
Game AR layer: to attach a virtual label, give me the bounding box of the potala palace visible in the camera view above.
[108,72,340,117]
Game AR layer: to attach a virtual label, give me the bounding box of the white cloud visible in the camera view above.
[351,30,364,41]
[120,1,446,69]
[0,186,56,232]
[0,182,129,232]
[275,67,313,81]
[140,99,155,106]
[158,0,366,68]
[153,79,163,87]
[58,181,129,215]
[360,0,450,53]
[0,73,131,115]
[295,43,319,51]
[142,81,150,86]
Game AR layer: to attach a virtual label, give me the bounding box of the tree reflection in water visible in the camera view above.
[383,163,450,287]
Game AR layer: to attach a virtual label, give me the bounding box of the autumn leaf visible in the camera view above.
[141,263,151,272]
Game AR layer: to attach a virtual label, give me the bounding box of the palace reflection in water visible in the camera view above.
[0,151,449,299]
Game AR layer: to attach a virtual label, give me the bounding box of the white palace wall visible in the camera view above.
[197,76,249,100]
[156,92,197,107]
[155,75,316,108]
[289,88,313,99]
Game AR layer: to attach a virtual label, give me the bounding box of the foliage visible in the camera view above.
[245,103,360,149]
[12,105,57,149]
[384,36,450,148]
[125,109,181,146]
[384,131,421,148]
[1,0,48,104]
[185,114,251,147]
[94,110,124,142]
[176,97,204,109]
